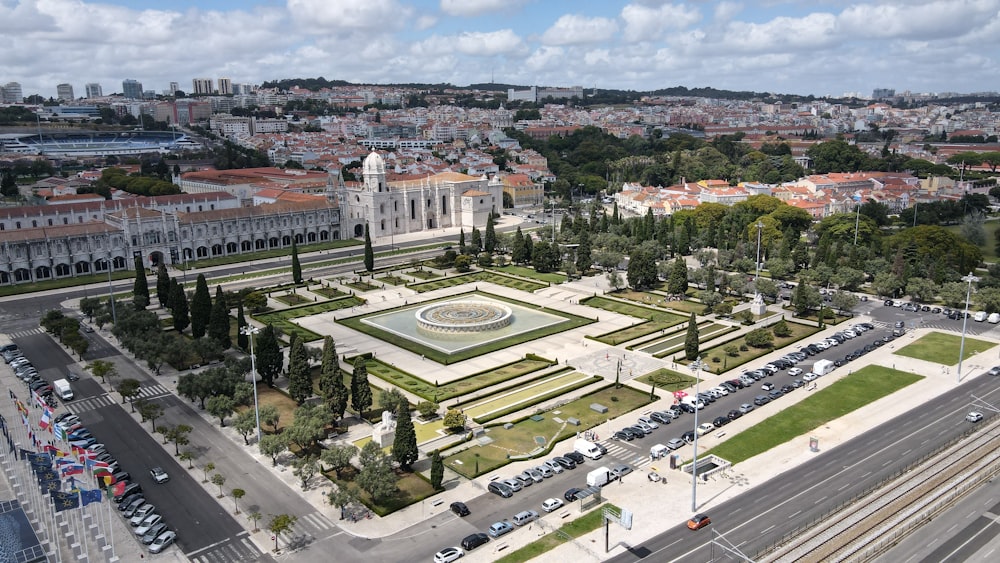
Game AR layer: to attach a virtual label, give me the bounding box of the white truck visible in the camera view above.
[53,378,74,401]
[574,438,603,460]
[813,359,835,377]
[586,466,611,488]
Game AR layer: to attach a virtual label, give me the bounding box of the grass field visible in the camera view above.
[326,466,437,517]
[339,291,593,364]
[684,320,820,372]
[634,368,700,391]
[408,270,547,293]
[254,295,365,342]
[705,365,923,464]
[364,357,553,402]
[638,322,736,357]
[446,385,651,478]
[488,264,565,284]
[585,296,687,345]
[464,371,599,423]
[894,331,996,364]
[494,503,617,563]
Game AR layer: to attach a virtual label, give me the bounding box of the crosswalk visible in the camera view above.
[599,440,654,470]
[275,511,339,551]
[7,327,45,339]
[65,384,171,414]
[187,531,263,563]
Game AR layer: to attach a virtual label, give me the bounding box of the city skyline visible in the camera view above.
[1,0,999,100]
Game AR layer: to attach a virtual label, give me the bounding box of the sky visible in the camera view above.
[2,0,1000,100]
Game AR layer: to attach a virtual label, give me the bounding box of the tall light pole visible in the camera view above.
[240,324,263,443]
[754,220,764,285]
[688,357,704,513]
[957,272,979,383]
[854,199,861,245]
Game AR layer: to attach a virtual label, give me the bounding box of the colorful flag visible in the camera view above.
[80,488,102,506]
[61,464,84,477]
[87,459,109,470]
[36,469,59,484]
[109,481,126,497]
[39,407,53,431]
[55,457,74,466]
[101,474,114,487]
[52,490,80,512]
[53,424,66,442]
[32,390,46,409]
[39,475,62,494]
[19,448,33,461]
[15,399,27,415]
[76,449,96,463]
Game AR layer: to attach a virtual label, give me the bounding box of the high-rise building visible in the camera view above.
[217,77,232,96]
[85,83,103,98]
[169,82,179,95]
[56,83,75,101]
[192,78,214,95]
[872,88,895,100]
[1,82,24,103]
[122,79,143,99]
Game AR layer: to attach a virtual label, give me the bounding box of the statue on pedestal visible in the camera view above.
[372,409,396,447]
[750,292,767,316]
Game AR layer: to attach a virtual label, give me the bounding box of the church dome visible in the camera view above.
[363,149,385,177]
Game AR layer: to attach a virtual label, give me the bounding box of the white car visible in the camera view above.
[433,546,464,563]
[134,514,163,536]
[787,367,803,377]
[637,416,659,429]
[147,530,176,554]
[129,504,155,526]
[967,411,984,423]
[534,465,554,478]
[543,460,565,474]
[697,423,715,436]
[825,338,839,347]
[541,498,564,512]
[803,372,819,382]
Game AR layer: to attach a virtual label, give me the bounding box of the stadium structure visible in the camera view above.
[0,130,198,157]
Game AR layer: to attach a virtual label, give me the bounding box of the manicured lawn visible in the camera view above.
[408,270,548,293]
[273,292,311,306]
[494,504,616,563]
[464,371,600,423]
[584,296,687,345]
[312,286,348,299]
[682,320,820,373]
[344,280,380,292]
[446,385,652,478]
[615,289,710,315]
[894,331,996,365]
[326,466,438,517]
[377,274,408,286]
[339,291,593,364]
[407,269,441,280]
[636,322,737,358]
[705,365,923,464]
[365,357,553,402]
[488,264,565,284]
[0,269,134,298]
[253,295,365,342]
[634,368,700,392]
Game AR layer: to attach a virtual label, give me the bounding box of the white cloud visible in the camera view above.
[287,0,409,32]
[413,29,526,57]
[524,46,566,74]
[439,0,528,17]
[541,15,618,46]
[621,2,702,41]
[837,0,994,39]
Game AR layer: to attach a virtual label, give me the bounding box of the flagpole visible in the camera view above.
[76,491,88,560]
[107,487,115,559]
[49,492,62,563]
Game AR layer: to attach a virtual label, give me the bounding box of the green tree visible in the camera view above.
[259,404,281,433]
[201,462,216,483]
[169,279,189,332]
[512,227,528,264]
[208,286,231,349]
[378,388,407,417]
[484,213,497,253]
[291,239,302,283]
[363,222,374,272]
[231,488,245,514]
[771,319,792,337]
[236,303,249,351]
[87,359,118,384]
[792,282,821,315]
[684,312,699,361]
[350,358,373,418]
[667,257,688,295]
[234,409,257,444]
[831,291,860,314]
[357,441,397,502]
[328,486,359,521]
[267,514,298,552]
[470,227,482,251]
[443,408,466,430]
[206,395,236,426]
[259,433,288,465]
[430,450,444,490]
[391,403,418,470]
[136,398,164,432]
[321,444,357,478]
[165,423,193,455]
[627,247,658,289]
[906,277,938,303]
[190,274,212,339]
[155,263,170,307]
[416,401,439,419]
[117,378,141,411]
[211,473,227,497]
[292,455,320,490]
[132,256,149,310]
[287,336,312,405]
[255,324,283,387]
[745,328,775,348]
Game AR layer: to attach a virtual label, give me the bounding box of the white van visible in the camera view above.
[681,396,705,410]
[573,438,603,460]
[989,313,1000,324]
[974,311,988,322]
[512,510,539,526]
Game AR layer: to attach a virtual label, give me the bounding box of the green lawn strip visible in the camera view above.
[650,325,739,359]
[254,295,364,342]
[339,291,593,365]
[407,268,442,280]
[583,296,687,342]
[325,467,437,517]
[273,293,311,306]
[445,385,652,478]
[629,320,703,351]
[471,376,600,424]
[636,321,716,354]
[312,286,348,299]
[894,331,996,365]
[680,320,820,372]
[494,504,618,563]
[365,357,553,402]
[0,269,135,298]
[408,270,547,293]
[377,274,408,286]
[634,369,700,392]
[705,365,923,464]
[487,264,564,284]
[464,371,595,421]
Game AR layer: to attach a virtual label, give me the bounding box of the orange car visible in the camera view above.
[687,514,711,530]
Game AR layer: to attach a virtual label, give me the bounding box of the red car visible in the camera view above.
[687,514,711,530]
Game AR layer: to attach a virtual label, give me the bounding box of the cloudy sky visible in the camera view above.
[2,0,999,100]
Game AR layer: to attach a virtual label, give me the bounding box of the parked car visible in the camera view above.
[613,430,634,441]
[666,438,685,450]
[610,464,633,480]
[697,423,716,436]
[487,521,514,538]
[461,532,489,551]
[541,498,564,512]
[712,416,729,428]
[553,456,577,470]
[967,411,984,423]
[140,522,169,545]
[147,530,176,554]
[514,473,534,487]
[563,451,586,464]
[500,478,523,492]
[542,460,565,474]
[739,403,755,414]
[134,514,163,536]
[534,465,554,478]
[727,409,742,420]
[450,501,470,517]
[128,504,155,525]
[649,411,673,425]
[487,481,513,498]
[564,487,582,502]
[753,395,771,406]
[433,546,464,563]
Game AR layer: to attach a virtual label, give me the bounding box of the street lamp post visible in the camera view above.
[957,272,979,383]
[240,324,263,443]
[688,357,704,513]
[754,221,764,286]
[106,251,117,325]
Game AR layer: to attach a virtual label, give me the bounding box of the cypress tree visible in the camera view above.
[169,279,189,333]
[236,303,248,351]
[208,286,231,349]
[484,213,496,252]
[190,274,212,339]
[319,337,349,424]
[459,228,466,252]
[363,223,374,272]
[684,312,699,361]
[512,227,527,264]
[667,257,689,295]
[132,256,149,310]
[287,336,311,405]
[470,227,482,251]
[255,324,283,387]
[575,229,592,273]
[291,239,302,284]
[155,263,170,308]
[430,450,444,490]
[392,402,418,470]
[351,358,373,419]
